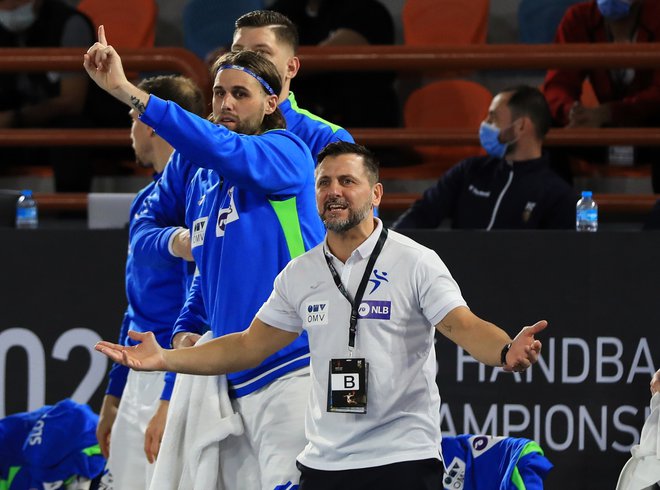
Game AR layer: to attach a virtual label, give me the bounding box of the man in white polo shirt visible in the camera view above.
[95,141,547,490]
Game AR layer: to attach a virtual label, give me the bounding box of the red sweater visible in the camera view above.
[542,0,660,127]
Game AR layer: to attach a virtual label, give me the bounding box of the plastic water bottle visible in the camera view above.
[576,190,597,232]
[16,189,38,229]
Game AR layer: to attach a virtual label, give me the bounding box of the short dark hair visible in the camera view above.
[210,50,286,132]
[502,86,552,139]
[138,75,205,117]
[235,10,299,52]
[317,142,380,185]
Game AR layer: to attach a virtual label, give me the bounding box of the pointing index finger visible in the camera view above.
[528,320,548,335]
[98,25,107,45]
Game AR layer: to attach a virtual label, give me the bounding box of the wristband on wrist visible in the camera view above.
[500,343,512,366]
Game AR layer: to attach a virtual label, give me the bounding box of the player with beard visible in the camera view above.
[96,141,547,490]
[95,75,205,490]
[120,10,354,479]
[85,26,324,489]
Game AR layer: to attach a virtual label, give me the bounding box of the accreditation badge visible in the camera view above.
[327,358,369,414]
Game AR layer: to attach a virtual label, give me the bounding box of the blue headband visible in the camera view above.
[218,64,276,95]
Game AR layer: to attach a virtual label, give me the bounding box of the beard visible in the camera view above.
[211,112,262,135]
[320,197,372,233]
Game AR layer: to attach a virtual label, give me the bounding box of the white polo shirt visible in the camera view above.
[257,219,467,471]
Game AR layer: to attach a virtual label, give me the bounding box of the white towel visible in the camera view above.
[616,392,660,490]
[148,332,246,490]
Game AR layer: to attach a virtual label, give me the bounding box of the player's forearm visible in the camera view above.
[438,307,511,367]
[162,332,263,375]
[110,80,150,114]
[460,319,512,366]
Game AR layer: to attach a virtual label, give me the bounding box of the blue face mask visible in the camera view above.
[479,122,509,158]
[597,0,632,20]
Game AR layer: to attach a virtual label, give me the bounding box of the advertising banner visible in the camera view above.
[1,229,657,489]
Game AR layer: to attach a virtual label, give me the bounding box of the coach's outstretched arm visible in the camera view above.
[95,318,299,376]
[437,306,546,372]
[83,25,149,112]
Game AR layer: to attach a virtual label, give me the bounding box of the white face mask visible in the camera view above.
[0,1,36,33]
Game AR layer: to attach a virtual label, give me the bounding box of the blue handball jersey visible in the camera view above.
[105,173,191,400]
[140,96,326,397]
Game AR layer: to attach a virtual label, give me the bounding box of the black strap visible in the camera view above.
[324,227,388,350]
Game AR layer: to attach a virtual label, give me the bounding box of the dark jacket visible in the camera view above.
[0,0,94,111]
[543,0,660,127]
[392,154,577,230]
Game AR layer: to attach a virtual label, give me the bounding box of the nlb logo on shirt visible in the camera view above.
[305,301,329,326]
[357,300,391,319]
[191,217,208,248]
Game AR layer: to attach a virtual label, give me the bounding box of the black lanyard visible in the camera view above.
[324,227,388,351]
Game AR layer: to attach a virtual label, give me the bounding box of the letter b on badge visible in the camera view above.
[331,373,360,391]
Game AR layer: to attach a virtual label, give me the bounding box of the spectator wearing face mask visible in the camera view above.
[542,0,660,191]
[0,0,125,191]
[392,86,577,230]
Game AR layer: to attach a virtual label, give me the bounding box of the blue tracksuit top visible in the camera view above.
[129,92,351,275]
[441,435,553,490]
[129,93,351,397]
[105,172,190,401]
[0,400,104,489]
[281,91,354,160]
[140,95,326,397]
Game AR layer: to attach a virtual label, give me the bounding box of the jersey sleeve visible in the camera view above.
[415,249,467,326]
[256,267,303,333]
[392,159,467,229]
[104,311,130,398]
[171,272,208,339]
[140,96,313,197]
[130,154,192,267]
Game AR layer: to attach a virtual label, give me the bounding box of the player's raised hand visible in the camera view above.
[83,25,128,94]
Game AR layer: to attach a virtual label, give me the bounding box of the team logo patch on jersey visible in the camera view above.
[305,301,329,326]
[469,435,504,457]
[357,300,391,319]
[216,186,239,237]
[191,217,208,248]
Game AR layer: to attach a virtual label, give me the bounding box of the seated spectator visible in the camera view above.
[0,0,125,191]
[268,0,399,129]
[392,86,577,230]
[542,0,660,190]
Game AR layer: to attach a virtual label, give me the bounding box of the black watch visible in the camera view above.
[500,343,512,366]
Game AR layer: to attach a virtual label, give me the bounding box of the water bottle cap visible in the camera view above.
[21,189,32,197]
[581,190,592,198]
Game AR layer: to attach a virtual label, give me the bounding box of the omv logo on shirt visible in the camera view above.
[191,217,208,248]
[305,301,329,326]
